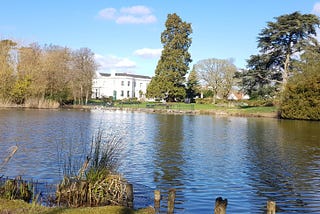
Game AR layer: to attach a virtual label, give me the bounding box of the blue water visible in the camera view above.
[0,108,319,213]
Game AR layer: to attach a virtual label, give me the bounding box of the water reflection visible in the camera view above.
[245,118,320,213]
[153,114,186,211]
[0,109,92,183]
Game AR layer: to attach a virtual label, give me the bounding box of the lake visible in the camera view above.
[0,108,319,213]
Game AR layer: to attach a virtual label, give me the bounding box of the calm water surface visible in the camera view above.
[0,108,319,213]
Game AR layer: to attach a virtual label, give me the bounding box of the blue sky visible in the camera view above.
[1,1,320,77]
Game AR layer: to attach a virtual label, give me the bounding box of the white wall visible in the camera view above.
[92,73,151,100]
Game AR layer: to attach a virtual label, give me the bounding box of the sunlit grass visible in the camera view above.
[236,106,278,113]
[0,198,155,214]
[89,100,279,118]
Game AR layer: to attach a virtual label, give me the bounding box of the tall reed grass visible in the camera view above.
[0,99,17,107]
[0,177,33,202]
[24,98,60,108]
[0,146,33,202]
[0,146,18,172]
[0,98,59,108]
[56,129,129,208]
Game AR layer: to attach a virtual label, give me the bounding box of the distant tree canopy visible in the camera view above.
[0,40,98,106]
[241,12,320,98]
[195,58,237,103]
[147,13,192,102]
[0,40,17,102]
[186,66,200,103]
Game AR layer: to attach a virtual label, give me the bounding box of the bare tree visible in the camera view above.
[42,45,72,103]
[0,39,16,102]
[71,48,98,105]
[195,58,237,103]
[17,43,46,99]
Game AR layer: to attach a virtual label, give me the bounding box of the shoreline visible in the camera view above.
[87,105,279,119]
[0,105,280,119]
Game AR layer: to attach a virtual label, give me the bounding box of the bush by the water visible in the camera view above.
[280,66,320,120]
[55,129,130,208]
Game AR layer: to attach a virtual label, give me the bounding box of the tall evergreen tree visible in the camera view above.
[147,13,192,102]
[244,12,320,96]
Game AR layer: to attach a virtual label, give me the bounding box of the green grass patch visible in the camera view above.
[236,106,278,113]
[97,101,279,117]
[0,198,155,214]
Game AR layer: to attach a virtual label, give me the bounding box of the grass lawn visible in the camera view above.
[0,198,155,214]
[111,101,278,117]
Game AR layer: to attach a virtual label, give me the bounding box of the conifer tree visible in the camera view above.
[147,13,192,102]
[186,66,200,103]
[243,12,320,96]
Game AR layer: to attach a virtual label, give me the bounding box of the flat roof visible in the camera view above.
[99,72,151,79]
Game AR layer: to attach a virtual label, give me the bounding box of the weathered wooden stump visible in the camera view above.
[267,200,276,214]
[214,197,228,214]
[154,190,161,212]
[126,183,134,208]
[167,188,176,214]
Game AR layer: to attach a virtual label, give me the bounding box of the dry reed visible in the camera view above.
[0,99,17,107]
[56,174,130,207]
[0,146,18,171]
[24,98,60,108]
[55,129,130,208]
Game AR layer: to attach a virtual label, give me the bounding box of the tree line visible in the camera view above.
[1,11,319,119]
[146,12,320,120]
[0,40,97,107]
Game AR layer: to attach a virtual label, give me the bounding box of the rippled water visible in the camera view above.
[0,108,319,213]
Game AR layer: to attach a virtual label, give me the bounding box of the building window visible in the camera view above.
[128,81,130,86]
[121,81,124,86]
[140,83,143,88]
[127,91,130,97]
[121,90,124,97]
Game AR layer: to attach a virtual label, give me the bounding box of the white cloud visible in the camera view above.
[97,5,157,24]
[116,15,156,24]
[115,58,136,68]
[120,5,152,15]
[312,2,320,15]
[133,48,162,59]
[98,8,117,20]
[95,54,136,73]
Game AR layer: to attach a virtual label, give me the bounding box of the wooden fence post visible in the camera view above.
[267,201,276,214]
[167,188,176,214]
[154,190,161,212]
[214,197,228,214]
[126,183,134,208]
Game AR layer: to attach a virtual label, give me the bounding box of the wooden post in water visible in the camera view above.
[214,197,228,214]
[267,201,276,214]
[154,190,161,211]
[126,183,134,208]
[167,188,176,214]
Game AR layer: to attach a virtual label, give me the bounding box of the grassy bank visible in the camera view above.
[102,102,279,118]
[0,198,155,214]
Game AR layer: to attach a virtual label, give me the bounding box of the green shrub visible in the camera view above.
[280,67,320,120]
[244,99,275,107]
[195,98,213,104]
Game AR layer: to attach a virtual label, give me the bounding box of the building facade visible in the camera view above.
[92,72,152,100]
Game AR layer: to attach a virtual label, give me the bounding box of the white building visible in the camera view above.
[92,72,152,100]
